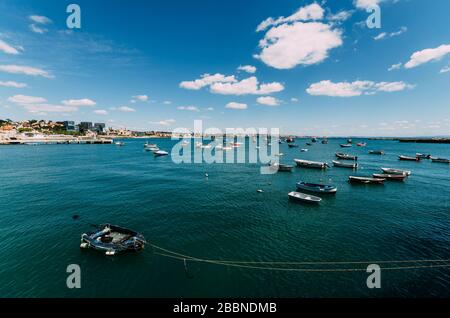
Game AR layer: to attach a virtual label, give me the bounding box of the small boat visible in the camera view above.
[431,157,450,163]
[306,142,313,146]
[294,159,328,169]
[144,143,157,148]
[80,224,146,256]
[288,144,299,148]
[300,148,308,152]
[399,155,420,161]
[369,150,385,155]
[296,181,337,194]
[154,150,169,157]
[288,191,322,204]
[321,139,328,144]
[271,163,294,172]
[332,160,358,169]
[145,146,159,152]
[286,137,295,143]
[357,142,367,147]
[373,173,407,181]
[349,176,385,184]
[381,168,411,176]
[347,139,352,144]
[416,153,431,159]
[340,143,352,148]
[335,152,358,161]
[115,141,125,146]
[222,146,232,151]
[312,137,318,143]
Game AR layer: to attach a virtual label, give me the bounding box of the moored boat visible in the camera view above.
[349,176,385,184]
[300,148,308,152]
[271,163,294,172]
[321,139,328,144]
[288,144,299,148]
[332,160,358,169]
[294,159,328,169]
[296,181,337,194]
[357,142,367,147]
[115,141,125,146]
[154,150,169,157]
[416,153,431,159]
[373,173,407,181]
[340,143,352,148]
[306,142,313,146]
[399,155,420,161]
[335,152,358,160]
[145,146,159,152]
[144,142,157,148]
[369,150,385,155]
[288,191,322,204]
[381,168,411,176]
[431,157,450,163]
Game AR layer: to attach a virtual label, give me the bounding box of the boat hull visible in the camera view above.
[288,191,322,204]
[296,182,337,194]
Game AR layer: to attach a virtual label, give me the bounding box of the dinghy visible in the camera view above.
[431,157,450,163]
[336,152,358,160]
[294,159,328,169]
[399,155,420,161]
[373,173,407,181]
[349,176,385,184]
[332,160,358,169]
[296,181,337,194]
[80,224,146,256]
[381,168,411,176]
[288,191,322,204]
[369,150,384,155]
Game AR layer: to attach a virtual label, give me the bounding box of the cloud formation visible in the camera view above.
[306,80,414,97]
[0,39,21,55]
[0,81,27,88]
[118,106,135,112]
[374,27,407,41]
[256,96,280,106]
[62,98,96,106]
[225,102,247,110]
[177,106,200,112]
[404,44,450,69]
[237,65,257,73]
[0,64,52,78]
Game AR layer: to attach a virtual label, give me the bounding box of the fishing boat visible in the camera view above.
[222,146,232,151]
[381,168,411,176]
[357,142,367,147]
[369,150,385,155]
[296,181,337,194]
[271,163,294,172]
[431,157,450,163]
[349,176,385,184]
[300,148,308,152]
[399,155,420,161]
[154,150,169,157]
[373,173,407,181]
[294,159,328,169]
[288,144,299,148]
[215,144,223,150]
[335,152,358,160]
[416,153,431,159]
[80,224,146,256]
[332,160,358,169]
[340,143,352,148]
[288,191,322,204]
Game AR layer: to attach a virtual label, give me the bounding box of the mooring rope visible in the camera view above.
[149,243,450,272]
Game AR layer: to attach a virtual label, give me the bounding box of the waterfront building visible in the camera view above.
[63,121,76,132]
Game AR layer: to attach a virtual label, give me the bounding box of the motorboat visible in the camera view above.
[349,176,385,184]
[321,139,328,144]
[431,157,450,163]
[357,142,367,147]
[144,142,157,148]
[381,168,411,176]
[347,139,353,144]
[332,160,358,169]
[294,159,328,169]
[115,141,125,146]
[340,143,352,148]
[373,173,407,181]
[300,148,308,152]
[286,137,295,143]
[296,181,337,194]
[312,137,318,143]
[306,142,313,146]
[399,155,420,161]
[80,224,146,256]
[145,146,159,152]
[335,152,358,160]
[416,153,431,159]
[369,150,385,155]
[288,191,322,204]
[154,150,169,157]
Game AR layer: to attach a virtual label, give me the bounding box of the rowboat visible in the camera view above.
[431,157,450,163]
[288,144,299,148]
[357,142,367,147]
[340,143,352,148]
[294,159,328,169]
[381,168,411,176]
[296,181,337,194]
[288,191,322,204]
[369,150,385,155]
[416,153,431,159]
[399,155,420,161]
[335,152,358,160]
[349,176,385,184]
[154,150,169,157]
[332,160,358,169]
[80,224,146,256]
[373,173,407,181]
[271,163,294,172]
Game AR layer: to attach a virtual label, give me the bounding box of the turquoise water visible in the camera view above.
[0,138,449,297]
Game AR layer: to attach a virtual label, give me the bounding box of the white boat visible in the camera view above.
[270,163,294,172]
[381,168,411,176]
[288,191,322,204]
[431,157,450,163]
[332,160,358,169]
[294,159,328,169]
[145,146,159,152]
[115,141,125,146]
[154,150,169,157]
[300,149,308,152]
[144,143,157,148]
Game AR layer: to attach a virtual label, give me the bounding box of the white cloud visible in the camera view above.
[237,65,257,73]
[205,107,214,111]
[8,94,47,104]
[177,106,200,112]
[0,64,52,78]
[0,39,20,55]
[327,10,353,23]
[150,119,176,126]
[354,0,381,10]
[388,62,402,71]
[291,97,299,102]
[0,81,27,88]
[256,3,324,32]
[225,102,247,110]
[256,21,342,70]
[374,27,407,41]
[133,95,148,102]
[30,24,47,34]
[440,66,450,74]
[209,76,284,95]
[306,80,414,97]
[163,100,172,104]
[256,96,280,106]
[94,109,108,115]
[62,98,96,106]
[404,44,450,69]
[180,73,236,90]
[29,15,52,24]
[118,106,135,112]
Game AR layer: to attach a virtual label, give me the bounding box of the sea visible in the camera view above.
[0,138,449,297]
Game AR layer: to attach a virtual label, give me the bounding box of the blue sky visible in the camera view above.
[0,0,449,136]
